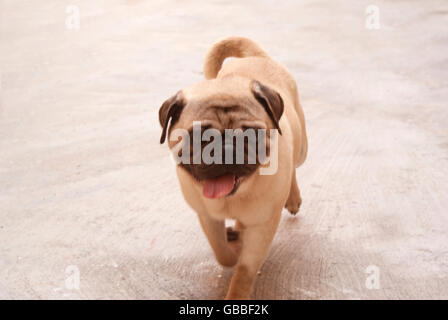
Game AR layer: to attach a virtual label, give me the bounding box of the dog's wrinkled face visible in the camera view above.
[159,78,283,198]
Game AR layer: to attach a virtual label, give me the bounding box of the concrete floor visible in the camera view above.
[1,0,448,299]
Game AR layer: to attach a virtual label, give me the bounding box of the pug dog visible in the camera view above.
[158,36,308,299]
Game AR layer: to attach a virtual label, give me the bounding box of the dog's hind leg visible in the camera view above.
[225,210,281,300]
[226,220,245,241]
[284,169,302,215]
[197,213,239,267]
[226,220,245,262]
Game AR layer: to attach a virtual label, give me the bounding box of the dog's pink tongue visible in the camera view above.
[203,174,235,199]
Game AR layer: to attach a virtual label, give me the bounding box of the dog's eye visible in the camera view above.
[201,124,212,132]
[188,124,213,136]
[241,125,264,132]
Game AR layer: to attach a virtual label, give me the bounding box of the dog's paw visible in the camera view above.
[285,198,302,215]
[225,293,250,300]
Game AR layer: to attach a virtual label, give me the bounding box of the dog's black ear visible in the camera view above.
[158,91,185,144]
[251,80,284,135]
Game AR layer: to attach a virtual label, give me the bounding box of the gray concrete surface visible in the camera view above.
[1,0,448,299]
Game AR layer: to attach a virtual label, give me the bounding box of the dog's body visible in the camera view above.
[159,37,307,299]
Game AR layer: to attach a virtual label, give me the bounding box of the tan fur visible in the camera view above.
[203,36,269,79]
[160,37,308,299]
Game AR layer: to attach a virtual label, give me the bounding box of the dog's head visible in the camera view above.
[158,77,284,198]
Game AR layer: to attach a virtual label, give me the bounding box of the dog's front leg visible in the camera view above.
[225,210,282,300]
[197,212,239,267]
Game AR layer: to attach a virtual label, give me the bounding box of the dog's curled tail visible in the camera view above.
[203,36,269,79]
